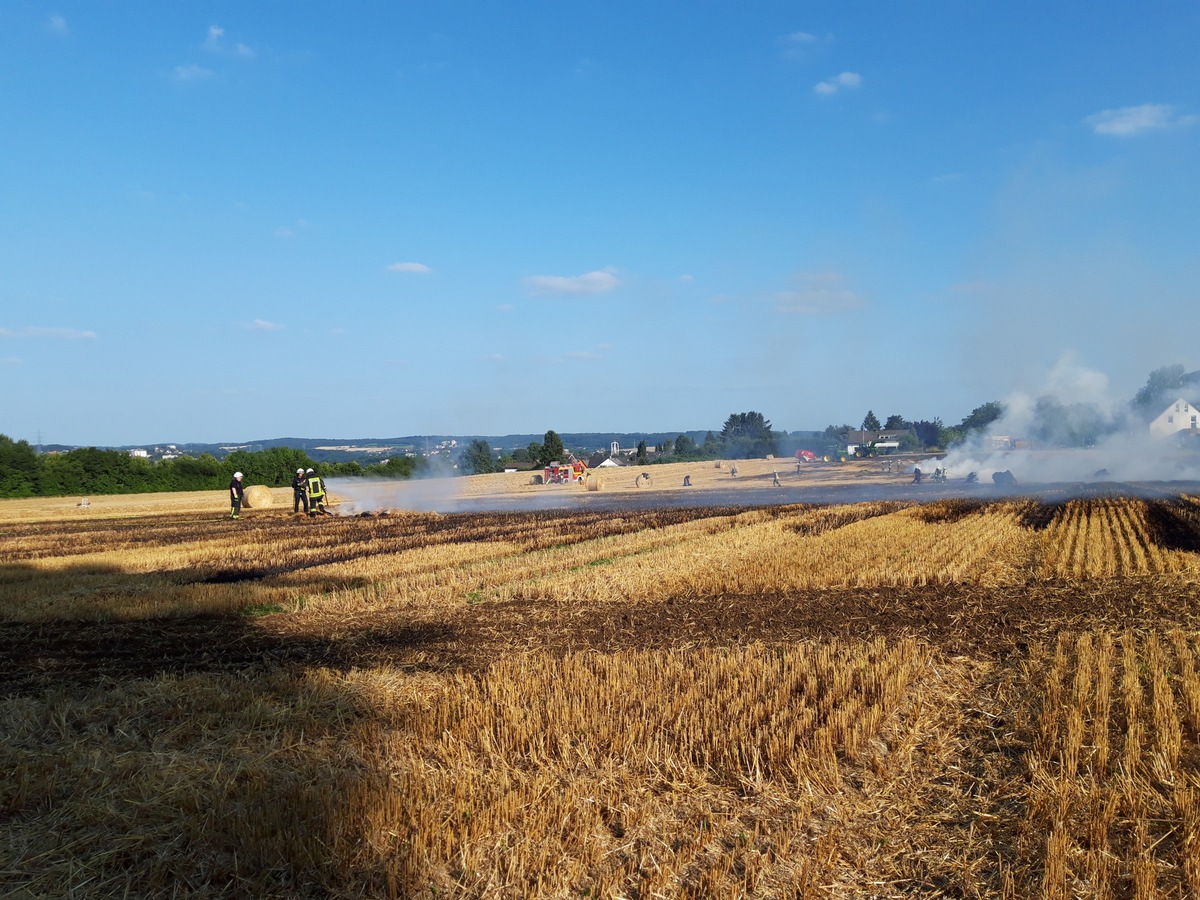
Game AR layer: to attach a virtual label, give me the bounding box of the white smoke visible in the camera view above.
[326,476,466,514]
[940,355,1200,484]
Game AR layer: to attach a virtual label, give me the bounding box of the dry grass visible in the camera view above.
[4,487,1200,897]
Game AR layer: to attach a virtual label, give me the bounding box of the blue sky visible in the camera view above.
[2,2,1198,447]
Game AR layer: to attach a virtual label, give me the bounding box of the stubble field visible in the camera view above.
[4,464,1200,898]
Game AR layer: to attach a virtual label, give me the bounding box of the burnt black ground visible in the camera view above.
[3,481,1200,694]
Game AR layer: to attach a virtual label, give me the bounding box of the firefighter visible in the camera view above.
[292,467,309,514]
[229,472,245,519]
[911,465,923,484]
[305,468,326,517]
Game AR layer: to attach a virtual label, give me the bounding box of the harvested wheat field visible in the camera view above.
[5,476,1200,898]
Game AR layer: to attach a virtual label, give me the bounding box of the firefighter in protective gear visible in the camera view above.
[305,468,326,517]
[292,467,309,514]
[229,472,245,519]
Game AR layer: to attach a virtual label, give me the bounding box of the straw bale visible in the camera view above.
[243,484,274,508]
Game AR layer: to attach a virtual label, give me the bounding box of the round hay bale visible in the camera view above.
[243,484,273,508]
[586,476,603,491]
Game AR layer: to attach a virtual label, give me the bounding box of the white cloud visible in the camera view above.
[173,64,213,82]
[814,71,862,96]
[249,319,284,331]
[47,14,67,34]
[274,219,311,239]
[205,24,255,59]
[522,268,621,297]
[496,304,515,313]
[387,262,432,274]
[1,356,20,366]
[774,271,864,314]
[0,326,96,340]
[1084,103,1194,136]
[779,30,830,61]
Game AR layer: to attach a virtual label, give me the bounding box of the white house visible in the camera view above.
[1149,398,1199,439]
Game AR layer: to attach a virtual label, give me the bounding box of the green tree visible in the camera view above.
[0,434,40,497]
[225,446,315,487]
[821,424,854,457]
[862,410,882,432]
[1132,365,1200,420]
[939,425,966,448]
[957,401,1004,433]
[365,455,427,479]
[459,439,497,475]
[673,434,697,457]
[166,453,225,490]
[1029,397,1112,448]
[539,430,565,467]
[38,452,86,496]
[884,414,908,430]
[720,412,777,459]
[635,440,648,464]
[911,419,942,449]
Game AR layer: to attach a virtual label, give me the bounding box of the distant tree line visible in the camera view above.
[816,402,1007,458]
[12,366,1195,496]
[0,436,429,499]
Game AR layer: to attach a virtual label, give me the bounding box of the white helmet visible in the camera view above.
[306,468,314,474]
[297,468,304,474]
[233,472,243,479]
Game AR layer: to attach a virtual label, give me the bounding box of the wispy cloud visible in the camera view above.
[1,356,20,366]
[784,31,820,45]
[779,30,830,61]
[387,262,432,274]
[248,319,284,331]
[814,71,862,96]
[173,64,213,82]
[774,271,864,314]
[274,219,311,239]
[522,267,621,297]
[205,24,255,59]
[47,13,67,35]
[1084,103,1196,136]
[0,326,96,340]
